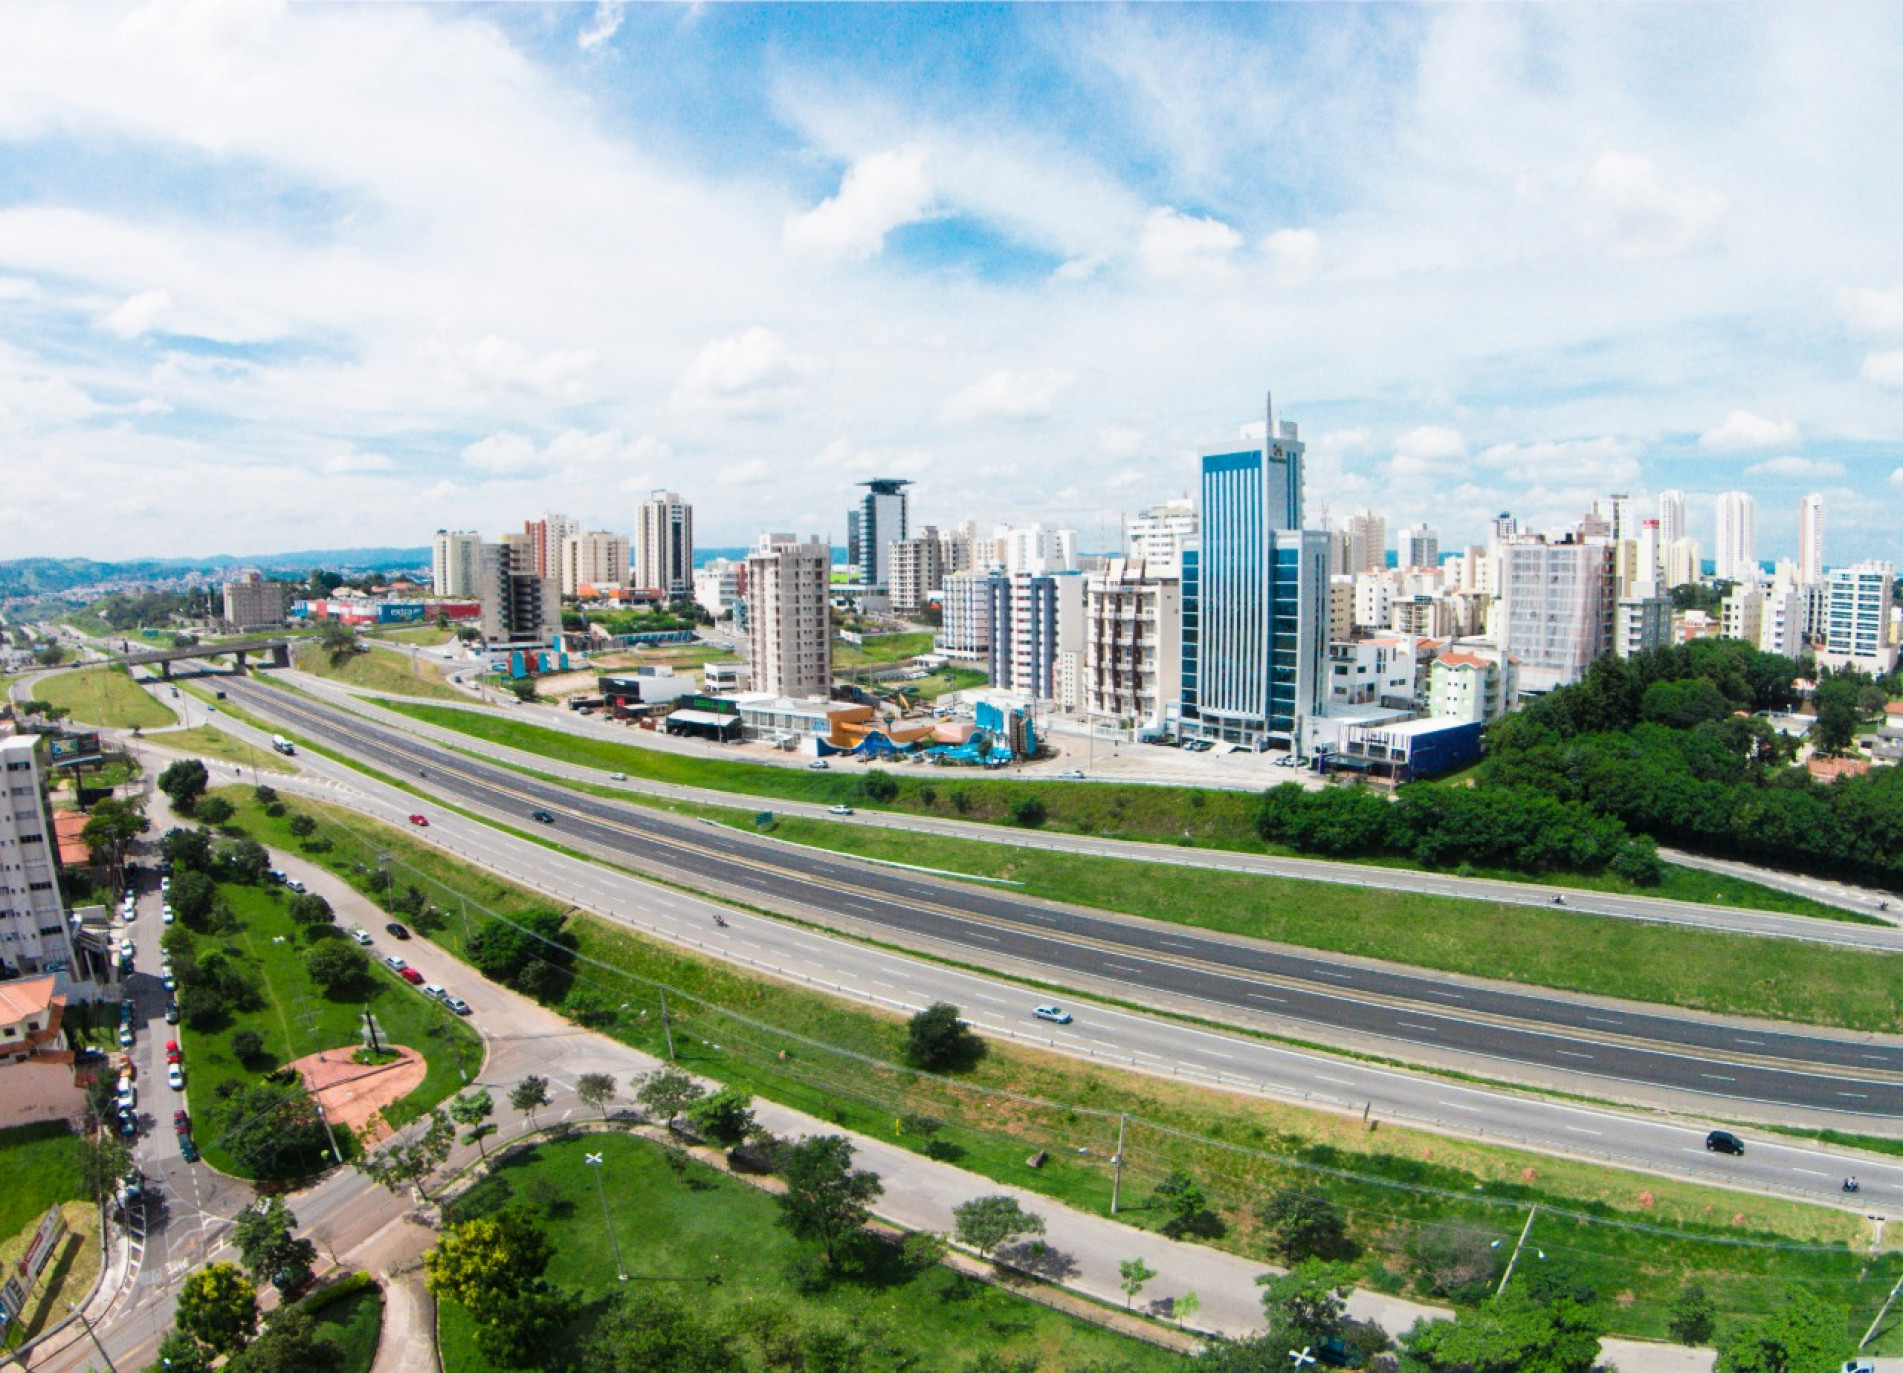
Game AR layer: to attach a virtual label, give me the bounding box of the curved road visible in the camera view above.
[219,675,1903,1118]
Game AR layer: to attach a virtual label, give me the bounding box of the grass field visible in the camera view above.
[35,666,176,729]
[174,877,482,1175]
[833,630,937,668]
[293,643,466,701]
[371,624,455,647]
[437,1131,1187,1373]
[310,1286,383,1373]
[156,726,295,774]
[378,701,1853,923]
[0,1122,82,1242]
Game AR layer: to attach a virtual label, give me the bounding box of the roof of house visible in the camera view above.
[0,976,58,1024]
[1436,652,1494,670]
[52,809,91,866]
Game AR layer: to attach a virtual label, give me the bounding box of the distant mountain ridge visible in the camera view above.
[0,548,430,597]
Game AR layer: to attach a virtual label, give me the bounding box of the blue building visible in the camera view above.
[1178,395,1328,751]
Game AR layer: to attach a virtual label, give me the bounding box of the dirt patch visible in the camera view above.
[290,1046,427,1142]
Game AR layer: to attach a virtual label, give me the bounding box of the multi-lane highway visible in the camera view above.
[217,674,1903,1119]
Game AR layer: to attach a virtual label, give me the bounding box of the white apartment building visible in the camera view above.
[1082,558,1180,731]
[433,530,483,598]
[888,531,945,615]
[0,736,74,980]
[221,572,284,629]
[1721,584,1764,645]
[1664,537,1702,589]
[1614,596,1672,659]
[1000,524,1077,575]
[1760,579,1806,658]
[635,491,695,599]
[693,558,744,619]
[1497,538,1615,692]
[746,533,833,698]
[1798,494,1825,587]
[1353,573,1396,632]
[1714,491,1758,583]
[1428,648,1517,724]
[1818,560,1897,673]
[937,570,995,661]
[1125,499,1198,574]
[559,531,630,597]
[1325,638,1420,711]
[1345,510,1386,575]
[1658,490,1687,546]
[987,571,1084,700]
[1399,524,1439,571]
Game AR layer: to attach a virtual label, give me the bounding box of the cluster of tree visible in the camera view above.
[87,590,200,632]
[1483,647,1903,888]
[79,797,149,887]
[210,1079,334,1178]
[466,910,577,1002]
[906,1001,983,1071]
[425,1207,574,1368]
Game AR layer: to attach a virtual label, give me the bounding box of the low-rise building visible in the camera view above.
[1325,716,1486,784]
[0,976,65,1063]
[1428,647,1518,724]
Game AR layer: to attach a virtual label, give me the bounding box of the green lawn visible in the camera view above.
[833,630,937,668]
[0,1123,82,1242]
[157,726,295,774]
[34,666,176,729]
[371,624,455,647]
[174,878,483,1175]
[293,644,467,702]
[310,1287,383,1373]
[438,1132,1186,1373]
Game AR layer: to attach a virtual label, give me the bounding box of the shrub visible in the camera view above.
[1011,796,1048,828]
[230,1030,265,1063]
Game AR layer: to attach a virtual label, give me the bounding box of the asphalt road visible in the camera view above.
[216,674,1903,1119]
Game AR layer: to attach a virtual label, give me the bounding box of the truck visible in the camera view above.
[271,735,296,756]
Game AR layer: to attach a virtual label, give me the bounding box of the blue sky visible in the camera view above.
[0,2,1899,564]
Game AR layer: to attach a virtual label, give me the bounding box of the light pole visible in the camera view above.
[585,1152,628,1281]
[67,1304,121,1373]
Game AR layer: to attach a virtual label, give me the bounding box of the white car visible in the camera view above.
[161,969,177,991]
[609,771,628,781]
[383,954,407,971]
[118,1082,137,1110]
[349,928,372,946]
[118,938,135,959]
[167,1065,184,1090]
[160,876,170,893]
[827,804,854,816]
[118,1025,134,1047]
[1033,1004,1073,1025]
[162,906,175,925]
[1057,770,1085,780]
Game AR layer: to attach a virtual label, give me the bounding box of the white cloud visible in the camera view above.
[1698,409,1800,451]
[426,330,596,399]
[577,1,624,52]
[1580,150,1728,258]
[1861,350,1903,388]
[784,147,934,262]
[1260,228,1320,287]
[1387,425,1467,477]
[100,288,173,339]
[322,450,394,475]
[1890,468,1903,491]
[671,327,815,417]
[1053,254,1109,282]
[717,457,772,487]
[1475,437,1642,488]
[461,431,540,475]
[1744,455,1843,479]
[940,369,1074,424]
[1844,287,1903,337]
[1137,207,1240,281]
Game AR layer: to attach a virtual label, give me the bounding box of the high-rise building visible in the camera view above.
[1714,491,1757,583]
[1179,402,1327,750]
[887,530,945,615]
[1399,524,1439,571]
[221,572,285,629]
[523,513,579,581]
[1798,493,1825,586]
[1345,510,1387,575]
[999,524,1077,575]
[1614,594,1672,659]
[987,571,1084,700]
[1819,561,1897,673]
[1126,499,1198,574]
[1490,513,1519,547]
[1604,493,1640,544]
[746,533,833,698]
[0,736,75,981]
[1658,490,1687,547]
[937,570,996,660]
[1760,577,1806,658]
[635,491,695,600]
[432,530,483,598]
[478,536,560,645]
[1721,583,1764,644]
[1497,537,1615,691]
[847,479,911,586]
[1083,558,1181,731]
[558,531,631,598]
[1665,537,1703,589]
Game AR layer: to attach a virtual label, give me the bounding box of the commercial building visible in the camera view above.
[746,533,833,698]
[987,571,1084,701]
[938,570,996,661]
[0,736,75,981]
[1714,491,1758,583]
[1798,493,1826,587]
[635,491,695,599]
[523,513,579,581]
[1496,537,1615,692]
[1326,716,1485,783]
[1818,560,1897,673]
[1082,558,1180,732]
[478,535,560,646]
[432,530,483,598]
[847,479,911,586]
[558,530,631,598]
[888,529,945,615]
[221,572,285,630]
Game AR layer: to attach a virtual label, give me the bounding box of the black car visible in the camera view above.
[384,922,411,941]
[1705,1129,1745,1155]
[530,810,555,824]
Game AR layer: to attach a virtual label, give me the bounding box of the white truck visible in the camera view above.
[271,735,296,756]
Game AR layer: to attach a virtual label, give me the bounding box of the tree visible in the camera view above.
[169,868,217,927]
[860,770,899,802]
[158,759,210,813]
[1812,676,1863,756]
[582,1289,745,1373]
[304,940,369,993]
[78,1132,133,1207]
[634,1067,700,1126]
[35,642,65,667]
[467,911,578,999]
[424,1209,573,1370]
[450,1089,497,1158]
[1714,1290,1846,1373]
[1175,1291,1202,1328]
[576,1071,619,1120]
[1257,1260,1352,1346]
[214,1081,331,1178]
[194,796,235,826]
[1256,1185,1347,1263]
[953,1194,1046,1259]
[218,836,269,883]
[776,1135,883,1269]
[1666,1282,1717,1346]
[510,1075,551,1129]
[286,891,336,927]
[175,1261,259,1355]
[230,1029,265,1063]
[1398,1292,1604,1373]
[1011,795,1048,827]
[153,1330,214,1373]
[81,799,148,881]
[907,1001,979,1071]
[227,1306,325,1373]
[287,813,318,839]
[160,825,214,872]
[685,1087,755,1148]
[357,1109,455,1199]
[1152,1171,1210,1238]
[230,1198,316,1292]
[1118,1257,1156,1310]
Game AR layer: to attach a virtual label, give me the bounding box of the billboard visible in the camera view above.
[47,733,102,768]
[15,1206,66,1288]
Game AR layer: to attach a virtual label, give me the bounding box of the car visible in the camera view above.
[162,907,175,925]
[165,1041,181,1064]
[178,1135,199,1163]
[167,1065,184,1090]
[119,1111,138,1138]
[160,876,171,893]
[173,1109,191,1131]
[1033,1004,1073,1025]
[206,704,216,712]
[383,954,407,972]
[120,1001,134,1026]
[118,1083,137,1111]
[443,996,472,1016]
[1705,1129,1745,1155]
[118,938,135,958]
[422,983,446,1000]
[284,878,305,893]
[609,772,627,781]
[350,928,373,946]
[161,970,177,991]
[807,759,830,770]
[1843,1360,1878,1373]
[408,813,430,827]
[827,804,854,816]
[118,1025,135,1047]
[164,1002,180,1025]
[399,967,425,986]
[1057,769,1085,780]
[122,1170,144,1205]
[384,922,410,940]
[530,809,556,824]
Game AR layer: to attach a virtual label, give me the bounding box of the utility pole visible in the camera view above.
[1495,1205,1538,1296]
[585,1152,628,1281]
[66,1305,120,1373]
[658,987,676,1060]
[1110,1114,1128,1214]
[1860,1266,1903,1349]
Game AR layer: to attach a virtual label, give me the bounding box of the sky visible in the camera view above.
[0,2,1899,565]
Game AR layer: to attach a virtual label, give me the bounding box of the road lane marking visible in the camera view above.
[1438,1102,1485,1113]
[1701,1074,1736,1082]
[1557,1050,1594,1060]
[1565,1126,1603,1135]
[1248,993,1288,1004]
[1397,1022,1436,1033]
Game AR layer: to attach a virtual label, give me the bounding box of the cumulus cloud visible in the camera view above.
[1580,150,1728,258]
[1745,455,1844,479]
[1260,228,1320,287]
[1698,409,1800,451]
[1861,350,1903,388]
[577,1,624,51]
[322,450,394,475]
[717,457,772,486]
[461,431,540,474]
[427,330,597,399]
[1475,436,1642,488]
[100,288,173,339]
[784,147,934,261]
[1137,207,1240,281]
[1386,425,1467,477]
[939,369,1074,424]
[671,327,815,416]
[1053,254,1109,282]
[1844,286,1903,337]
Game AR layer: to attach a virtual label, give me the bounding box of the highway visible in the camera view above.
[216,674,1903,1119]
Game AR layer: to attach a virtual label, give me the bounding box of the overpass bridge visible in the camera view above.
[114,636,292,678]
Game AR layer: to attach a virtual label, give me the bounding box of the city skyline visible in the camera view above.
[0,5,1899,561]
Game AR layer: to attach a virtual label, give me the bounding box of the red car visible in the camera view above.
[399,967,425,986]
[164,1041,181,1064]
[408,814,429,827]
[173,1109,190,1132]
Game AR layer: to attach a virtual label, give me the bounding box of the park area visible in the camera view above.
[0,1123,98,1347]
[33,666,175,729]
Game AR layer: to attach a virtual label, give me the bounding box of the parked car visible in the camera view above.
[408,814,430,827]
[422,983,446,1000]
[530,809,555,824]
[173,1109,191,1132]
[161,969,176,991]
[167,1065,185,1090]
[118,1024,135,1047]
[444,996,472,1016]
[384,923,410,940]
[399,967,425,986]
[384,954,407,971]
[807,760,830,770]
[1705,1129,1745,1156]
[350,928,373,946]
[1033,1004,1073,1025]
[827,804,854,816]
[284,878,306,893]
[162,906,175,925]
[121,1169,144,1205]
[164,1040,181,1064]
[164,1002,179,1025]
[118,1110,138,1138]
[178,1135,199,1163]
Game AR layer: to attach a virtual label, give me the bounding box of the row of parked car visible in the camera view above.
[366,922,474,1015]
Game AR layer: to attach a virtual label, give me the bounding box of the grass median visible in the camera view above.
[35,665,176,729]
[294,643,465,701]
[201,785,1902,1344]
[154,725,296,774]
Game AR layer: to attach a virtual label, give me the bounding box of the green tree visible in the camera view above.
[1666,1282,1717,1345]
[1714,1290,1846,1373]
[78,1132,133,1207]
[1011,795,1048,827]
[286,891,335,927]
[1255,1185,1347,1262]
[356,1109,455,1199]
[685,1087,756,1148]
[509,1074,551,1129]
[230,1198,316,1292]
[424,1209,572,1370]
[175,1261,259,1355]
[1398,1292,1604,1373]
[214,1081,332,1178]
[1257,1260,1352,1346]
[193,796,235,826]
[576,1071,619,1120]
[1813,676,1862,755]
[776,1135,883,1269]
[304,940,369,993]
[217,836,269,883]
[227,1306,325,1373]
[152,1330,214,1373]
[450,1088,497,1158]
[158,758,211,813]
[634,1067,700,1126]
[906,1001,978,1070]
[287,813,318,838]
[952,1194,1045,1259]
[229,1029,265,1063]
[582,1289,745,1373]
[169,868,217,927]
[860,769,899,802]
[1118,1257,1156,1310]
[81,798,148,883]
[159,825,214,872]
[1152,1171,1210,1238]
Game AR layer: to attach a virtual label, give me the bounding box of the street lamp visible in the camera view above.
[585,1152,629,1281]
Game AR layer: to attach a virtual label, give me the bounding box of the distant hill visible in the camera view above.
[0,548,430,597]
